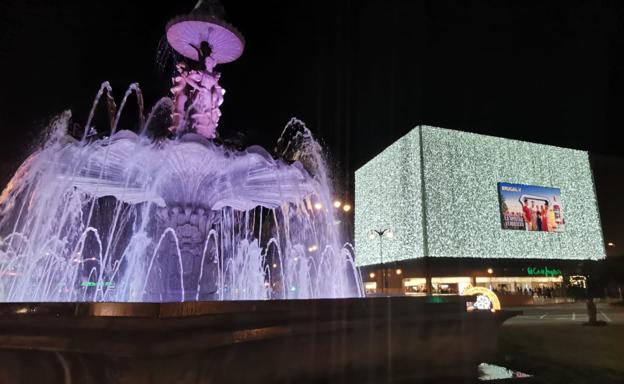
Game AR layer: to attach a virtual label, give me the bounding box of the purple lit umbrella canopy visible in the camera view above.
[166,14,245,64]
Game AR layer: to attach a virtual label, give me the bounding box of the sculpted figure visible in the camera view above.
[169,42,225,139]
[169,62,190,134]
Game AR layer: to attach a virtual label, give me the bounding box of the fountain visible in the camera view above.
[0,0,361,303]
[0,2,517,382]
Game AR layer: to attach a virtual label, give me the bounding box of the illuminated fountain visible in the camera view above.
[0,4,518,382]
[0,0,361,302]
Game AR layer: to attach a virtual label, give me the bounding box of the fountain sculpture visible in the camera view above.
[0,4,518,383]
[0,0,362,302]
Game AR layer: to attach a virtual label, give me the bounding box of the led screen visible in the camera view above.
[498,182,565,232]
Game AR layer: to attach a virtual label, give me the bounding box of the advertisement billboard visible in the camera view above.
[498,182,564,232]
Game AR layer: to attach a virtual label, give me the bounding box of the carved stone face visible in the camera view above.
[154,205,219,300]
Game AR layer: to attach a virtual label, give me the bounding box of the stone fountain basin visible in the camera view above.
[0,297,517,383]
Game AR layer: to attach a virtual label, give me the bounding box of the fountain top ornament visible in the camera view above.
[165,0,244,139]
[166,0,245,64]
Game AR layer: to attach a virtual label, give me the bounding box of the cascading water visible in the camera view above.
[0,0,362,302]
[0,83,362,302]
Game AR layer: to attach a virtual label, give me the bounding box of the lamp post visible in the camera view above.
[369,228,393,294]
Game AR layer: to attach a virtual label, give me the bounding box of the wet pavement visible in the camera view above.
[505,301,624,325]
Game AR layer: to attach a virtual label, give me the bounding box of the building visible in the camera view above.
[355,126,605,304]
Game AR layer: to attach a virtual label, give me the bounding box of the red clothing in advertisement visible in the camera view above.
[541,209,549,232]
[522,205,532,225]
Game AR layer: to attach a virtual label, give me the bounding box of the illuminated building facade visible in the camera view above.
[355,126,605,302]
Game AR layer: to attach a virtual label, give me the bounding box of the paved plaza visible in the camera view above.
[505,301,624,325]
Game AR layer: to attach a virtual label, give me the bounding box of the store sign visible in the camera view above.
[527,267,561,277]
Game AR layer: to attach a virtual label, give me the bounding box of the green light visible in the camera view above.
[527,267,562,277]
[426,296,447,303]
[81,281,115,288]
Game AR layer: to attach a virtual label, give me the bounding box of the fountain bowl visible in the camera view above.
[0,296,518,383]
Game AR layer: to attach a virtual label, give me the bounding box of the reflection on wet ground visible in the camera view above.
[377,362,533,383]
[478,363,532,381]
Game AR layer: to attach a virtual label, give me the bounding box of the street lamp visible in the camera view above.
[369,228,394,294]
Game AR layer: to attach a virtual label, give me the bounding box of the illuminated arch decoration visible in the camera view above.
[462,286,501,312]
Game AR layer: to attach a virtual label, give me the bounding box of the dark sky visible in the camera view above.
[0,0,622,255]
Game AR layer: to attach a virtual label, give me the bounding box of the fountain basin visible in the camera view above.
[0,123,359,302]
[0,296,517,383]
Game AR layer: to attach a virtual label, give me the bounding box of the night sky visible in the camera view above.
[0,0,622,255]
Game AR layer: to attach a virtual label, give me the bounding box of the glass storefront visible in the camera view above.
[403,277,472,296]
[403,278,426,295]
[432,277,472,295]
[475,276,564,297]
[364,281,377,294]
[402,276,565,297]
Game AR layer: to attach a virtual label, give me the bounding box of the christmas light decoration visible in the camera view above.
[355,126,605,266]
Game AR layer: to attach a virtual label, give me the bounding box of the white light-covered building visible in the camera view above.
[355,126,605,300]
